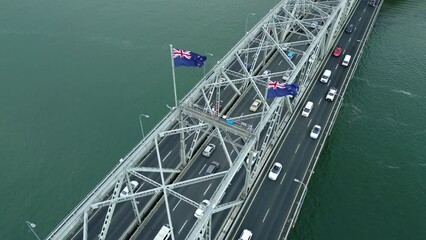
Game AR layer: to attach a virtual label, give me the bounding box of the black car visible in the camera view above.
[368,0,377,7]
[345,24,354,33]
[205,161,220,174]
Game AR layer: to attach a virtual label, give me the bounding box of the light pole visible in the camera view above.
[203,53,214,76]
[292,178,308,228]
[245,13,256,34]
[139,114,149,139]
[25,221,41,240]
[166,104,175,111]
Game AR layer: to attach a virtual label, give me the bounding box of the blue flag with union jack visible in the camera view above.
[172,48,207,67]
[267,80,299,98]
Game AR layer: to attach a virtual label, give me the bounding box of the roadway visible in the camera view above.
[68,1,370,239]
[229,0,381,239]
[132,12,324,240]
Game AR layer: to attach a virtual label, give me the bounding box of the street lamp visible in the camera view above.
[166,104,175,111]
[245,13,256,34]
[292,178,308,228]
[25,221,41,240]
[203,53,214,76]
[139,114,150,139]
[294,178,306,188]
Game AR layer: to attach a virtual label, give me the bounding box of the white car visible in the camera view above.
[194,199,210,219]
[268,162,282,180]
[326,87,338,101]
[310,125,321,139]
[239,229,253,240]
[262,69,271,76]
[120,180,139,197]
[250,99,262,112]
[320,69,331,83]
[202,143,216,157]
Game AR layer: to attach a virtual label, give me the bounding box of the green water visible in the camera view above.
[0,0,425,239]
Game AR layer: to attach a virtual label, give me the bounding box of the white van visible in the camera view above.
[320,69,331,83]
[342,54,351,67]
[154,225,171,240]
[301,101,314,117]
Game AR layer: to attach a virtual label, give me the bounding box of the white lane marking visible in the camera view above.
[278,60,283,65]
[162,151,172,162]
[354,27,357,32]
[342,49,346,55]
[308,119,312,128]
[230,149,235,155]
[262,208,270,222]
[280,172,287,185]
[173,199,181,211]
[327,80,331,86]
[359,17,362,21]
[318,98,323,105]
[334,64,339,70]
[297,35,301,39]
[178,220,188,234]
[349,37,352,43]
[295,144,301,154]
[198,164,206,175]
[363,8,366,12]
[203,183,212,195]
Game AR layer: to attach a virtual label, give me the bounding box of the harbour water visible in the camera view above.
[0,0,425,239]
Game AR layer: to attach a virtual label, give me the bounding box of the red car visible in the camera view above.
[333,46,342,57]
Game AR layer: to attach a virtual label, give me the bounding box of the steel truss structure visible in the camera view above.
[45,0,357,239]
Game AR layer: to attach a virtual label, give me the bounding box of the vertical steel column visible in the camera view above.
[83,212,88,240]
[178,111,187,167]
[125,173,142,223]
[154,137,176,240]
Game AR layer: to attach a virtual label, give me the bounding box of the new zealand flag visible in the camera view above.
[173,48,207,67]
[267,80,299,98]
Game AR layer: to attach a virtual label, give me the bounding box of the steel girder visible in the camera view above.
[45,0,356,239]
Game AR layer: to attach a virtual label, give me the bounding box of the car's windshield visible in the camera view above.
[272,166,280,173]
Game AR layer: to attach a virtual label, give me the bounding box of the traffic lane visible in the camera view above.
[240,93,334,238]
[234,2,378,238]
[176,169,249,239]
[233,107,320,235]
[232,20,368,235]
[167,164,247,240]
[258,136,320,239]
[135,176,223,240]
[178,138,237,182]
[135,142,239,239]
[210,164,248,239]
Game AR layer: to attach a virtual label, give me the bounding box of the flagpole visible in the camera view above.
[170,44,178,107]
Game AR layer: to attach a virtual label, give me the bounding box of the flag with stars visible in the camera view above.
[172,48,207,67]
